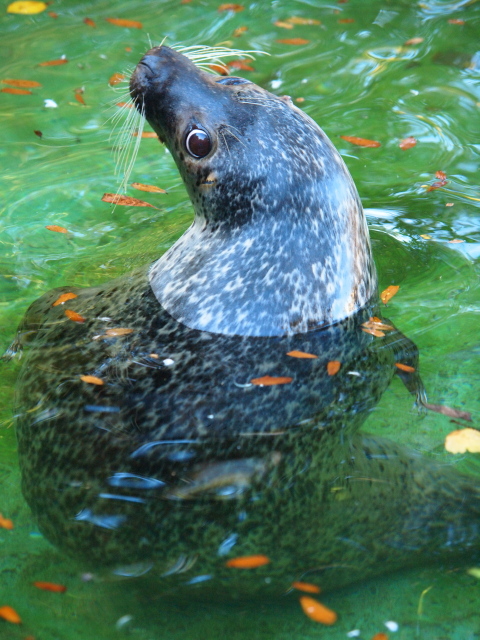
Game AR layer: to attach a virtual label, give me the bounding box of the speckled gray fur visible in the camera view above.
[130,46,376,336]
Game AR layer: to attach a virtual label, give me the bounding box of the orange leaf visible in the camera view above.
[208,64,229,75]
[227,60,254,71]
[445,428,480,453]
[233,26,248,37]
[362,327,385,338]
[292,581,321,594]
[251,375,293,386]
[38,58,68,67]
[80,375,104,385]
[52,292,78,306]
[371,634,389,640]
[448,18,465,25]
[274,20,294,29]
[299,596,337,625]
[45,225,68,234]
[399,136,417,150]
[218,3,244,11]
[75,93,86,105]
[132,131,158,138]
[286,350,318,359]
[131,182,167,194]
[48,10,58,17]
[106,17,143,28]
[109,72,125,86]
[362,318,394,331]
[380,285,399,304]
[404,37,424,45]
[338,18,355,23]
[101,193,157,208]
[277,38,310,45]
[2,79,41,88]
[33,581,67,593]
[395,362,415,373]
[83,17,96,27]
[0,514,14,530]
[225,554,270,568]
[436,170,447,180]
[116,102,134,108]
[286,16,320,25]
[424,402,471,422]
[327,361,341,376]
[340,135,381,148]
[1,87,32,94]
[104,328,134,337]
[0,606,21,624]
[65,309,85,323]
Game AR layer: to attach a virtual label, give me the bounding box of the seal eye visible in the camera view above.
[185,129,211,158]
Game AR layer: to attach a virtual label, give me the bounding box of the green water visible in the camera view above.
[0,0,479,638]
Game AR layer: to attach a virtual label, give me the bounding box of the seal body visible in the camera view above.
[130,46,377,337]
[11,46,479,596]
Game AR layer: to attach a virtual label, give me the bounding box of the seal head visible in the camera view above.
[130,46,377,336]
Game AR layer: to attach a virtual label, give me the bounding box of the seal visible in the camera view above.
[129,45,377,337]
[9,46,479,597]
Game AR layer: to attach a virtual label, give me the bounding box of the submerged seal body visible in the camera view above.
[11,46,479,595]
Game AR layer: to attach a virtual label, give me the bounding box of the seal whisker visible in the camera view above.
[221,125,245,148]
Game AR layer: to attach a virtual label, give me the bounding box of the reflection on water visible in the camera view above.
[1,0,479,638]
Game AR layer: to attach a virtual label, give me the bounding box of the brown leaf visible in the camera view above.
[340,135,381,148]
[338,18,354,23]
[101,193,157,208]
[104,328,134,337]
[327,361,341,376]
[404,37,424,45]
[1,87,32,94]
[1,78,41,88]
[399,136,417,150]
[64,309,85,323]
[445,203,454,207]
[395,362,416,373]
[274,20,294,29]
[292,581,321,594]
[362,318,394,331]
[208,64,229,75]
[80,375,104,385]
[436,170,447,180]
[34,129,42,137]
[448,18,465,25]
[286,16,321,25]
[75,92,86,105]
[33,581,67,593]
[106,17,143,28]
[84,17,96,27]
[227,60,254,71]
[426,171,448,191]
[361,327,385,338]
[48,11,58,17]
[38,58,68,67]
[424,402,472,422]
[380,285,399,304]
[445,428,480,453]
[109,72,125,86]
[132,131,158,138]
[116,102,134,108]
[277,38,310,45]
[251,375,293,386]
[45,224,69,233]
[131,182,167,193]
[218,3,244,11]
[449,238,464,243]
[233,26,248,37]
[286,350,318,359]
[52,292,78,306]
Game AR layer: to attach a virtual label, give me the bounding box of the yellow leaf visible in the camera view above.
[7,1,46,14]
[445,428,480,453]
[80,375,104,385]
[380,285,400,304]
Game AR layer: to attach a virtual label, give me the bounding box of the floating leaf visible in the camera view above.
[286,16,320,25]
[436,170,447,180]
[106,17,143,28]
[34,130,42,137]
[404,37,424,45]
[84,17,96,27]
[426,170,448,191]
[132,131,158,138]
[299,596,337,625]
[225,554,270,568]
[7,1,46,14]
[104,328,134,337]
[446,203,454,207]
[131,182,167,194]
[1,87,32,94]
[286,350,318,359]
[65,309,85,323]
[448,18,465,25]
[362,318,394,332]
[274,20,294,29]
[420,234,431,239]
[109,72,125,86]
[424,403,472,422]
[75,92,86,105]
[340,135,381,148]
[233,26,248,37]
[251,375,293,386]
[445,428,480,453]
[362,327,385,338]
[327,361,341,376]
[33,581,67,593]
[48,10,57,18]
[52,292,78,306]
[38,57,68,67]
[395,362,415,373]
[45,224,68,234]
[227,60,254,71]
[399,136,417,150]
[209,64,229,75]
[0,606,21,624]
[467,567,480,579]
[218,3,244,11]
[449,238,464,243]
[296,97,305,103]
[338,18,355,23]
[371,634,389,640]
[292,581,321,594]
[116,102,134,108]
[277,38,310,45]
[1,79,41,88]
[101,193,157,208]
[380,285,399,304]
[80,375,104,386]
[0,514,14,530]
